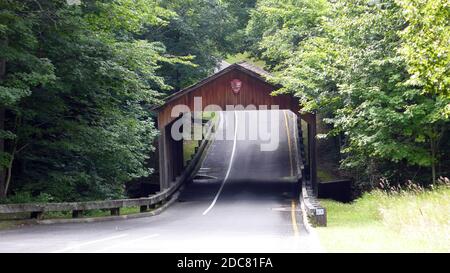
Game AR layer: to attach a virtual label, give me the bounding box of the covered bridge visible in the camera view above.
[154,62,317,193]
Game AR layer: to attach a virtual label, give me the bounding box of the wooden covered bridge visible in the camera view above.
[154,62,317,193]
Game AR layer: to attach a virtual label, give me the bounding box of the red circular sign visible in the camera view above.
[230,79,242,94]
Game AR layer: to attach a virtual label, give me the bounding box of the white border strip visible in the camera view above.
[202,112,238,215]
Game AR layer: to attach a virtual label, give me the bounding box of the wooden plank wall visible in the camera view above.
[156,67,319,191]
[157,68,299,129]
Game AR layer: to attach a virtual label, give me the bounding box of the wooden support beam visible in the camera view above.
[300,112,318,195]
[0,58,5,198]
[158,114,187,191]
[0,108,5,198]
[158,127,169,190]
[166,125,173,185]
[309,114,318,194]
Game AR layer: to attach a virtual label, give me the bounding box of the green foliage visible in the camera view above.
[83,0,174,34]
[246,0,329,68]
[0,0,184,201]
[318,180,450,252]
[145,0,256,90]
[0,0,56,172]
[3,0,446,202]
[247,0,450,187]
[397,0,450,101]
[0,191,54,204]
[0,0,254,202]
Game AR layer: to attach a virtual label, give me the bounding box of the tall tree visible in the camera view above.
[397,0,450,183]
[0,0,56,197]
[0,59,5,198]
[0,0,185,201]
[144,0,255,91]
[247,0,449,187]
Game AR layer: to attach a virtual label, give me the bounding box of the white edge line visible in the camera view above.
[51,233,129,253]
[202,111,238,215]
[94,233,160,253]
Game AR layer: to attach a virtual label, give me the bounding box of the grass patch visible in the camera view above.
[0,219,31,230]
[317,184,450,252]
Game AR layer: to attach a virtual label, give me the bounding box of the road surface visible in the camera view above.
[0,110,321,253]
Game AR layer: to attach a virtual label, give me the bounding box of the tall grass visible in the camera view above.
[317,177,450,252]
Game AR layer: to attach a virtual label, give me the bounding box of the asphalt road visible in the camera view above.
[0,110,321,253]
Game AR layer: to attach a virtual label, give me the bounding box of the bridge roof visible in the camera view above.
[155,62,274,111]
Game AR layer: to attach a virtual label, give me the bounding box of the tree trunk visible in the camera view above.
[0,108,5,198]
[0,58,5,198]
[3,141,16,196]
[428,123,442,185]
[430,137,437,184]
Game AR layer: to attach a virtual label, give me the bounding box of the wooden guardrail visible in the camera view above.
[294,114,327,227]
[0,114,219,220]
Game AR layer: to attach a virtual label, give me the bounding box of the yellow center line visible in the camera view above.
[283,110,294,177]
[291,200,300,237]
[284,110,299,236]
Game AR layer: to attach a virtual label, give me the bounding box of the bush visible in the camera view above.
[0,192,54,204]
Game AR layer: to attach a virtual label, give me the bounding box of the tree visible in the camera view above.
[0,0,56,197]
[0,0,248,201]
[397,0,450,183]
[144,0,255,91]
[247,0,449,187]
[246,0,330,68]
[0,0,184,201]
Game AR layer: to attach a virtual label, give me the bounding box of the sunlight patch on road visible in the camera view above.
[51,234,128,253]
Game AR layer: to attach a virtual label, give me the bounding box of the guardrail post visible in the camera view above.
[72,210,83,218]
[315,209,327,226]
[30,211,43,220]
[110,208,120,216]
[301,180,327,227]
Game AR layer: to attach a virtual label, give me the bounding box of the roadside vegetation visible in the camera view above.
[0,0,448,246]
[244,0,450,252]
[0,0,255,202]
[317,178,450,252]
[245,0,450,192]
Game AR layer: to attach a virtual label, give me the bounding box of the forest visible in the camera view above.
[0,0,449,203]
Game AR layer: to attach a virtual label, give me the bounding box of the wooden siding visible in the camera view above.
[157,67,299,129]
